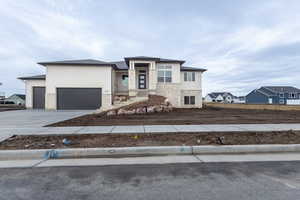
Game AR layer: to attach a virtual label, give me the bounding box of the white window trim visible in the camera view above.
[289,93,296,99]
[279,99,285,104]
[158,65,172,83]
[279,92,284,98]
[184,72,195,82]
[184,96,195,105]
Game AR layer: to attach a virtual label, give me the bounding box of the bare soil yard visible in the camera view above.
[48,107,300,127]
[1,131,300,150]
[0,105,25,112]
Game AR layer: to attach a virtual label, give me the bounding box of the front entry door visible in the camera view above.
[138,74,146,89]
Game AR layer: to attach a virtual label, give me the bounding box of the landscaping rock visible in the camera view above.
[117,109,126,115]
[147,106,156,113]
[164,98,171,106]
[124,109,136,115]
[136,107,146,114]
[158,105,165,112]
[107,110,116,116]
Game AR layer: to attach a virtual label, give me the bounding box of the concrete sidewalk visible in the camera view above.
[1,153,300,168]
[1,123,300,138]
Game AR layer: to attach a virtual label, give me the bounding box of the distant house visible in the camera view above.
[0,93,4,101]
[246,86,300,105]
[204,92,235,103]
[233,96,246,104]
[5,94,26,105]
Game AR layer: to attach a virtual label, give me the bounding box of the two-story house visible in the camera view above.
[246,86,300,105]
[19,56,206,110]
[204,92,235,103]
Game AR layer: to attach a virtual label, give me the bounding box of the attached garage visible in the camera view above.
[56,88,102,110]
[33,87,45,109]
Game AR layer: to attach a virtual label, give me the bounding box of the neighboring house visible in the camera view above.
[233,96,246,104]
[5,94,26,105]
[0,92,5,101]
[246,86,300,105]
[204,92,235,103]
[19,57,206,110]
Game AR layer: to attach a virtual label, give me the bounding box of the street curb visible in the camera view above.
[1,144,300,160]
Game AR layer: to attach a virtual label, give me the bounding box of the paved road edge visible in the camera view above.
[1,144,300,160]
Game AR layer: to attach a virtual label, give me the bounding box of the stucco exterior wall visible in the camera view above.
[156,83,181,107]
[24,79,46,109]
[45,65,112,110]
[181,90,202,108]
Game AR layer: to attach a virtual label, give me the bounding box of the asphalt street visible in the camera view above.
[0,161,300,200]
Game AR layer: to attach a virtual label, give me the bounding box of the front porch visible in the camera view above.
[114,60,157,98]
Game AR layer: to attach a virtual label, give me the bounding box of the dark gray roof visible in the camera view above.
[181,66,207,72]
[38,59,115,67]
[124,56,185,64]
[14,94,25,100]
[35,57,206,71]
[18,75,46,80]
[210,92,234,97]
[263,86,300,93]
[207,93,217,98]
[110,61,128,70]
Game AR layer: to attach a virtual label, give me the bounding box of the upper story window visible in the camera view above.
[279,92,284,98]
[184,72,195,82]
[158,66,172,83]
[289,93,297,99]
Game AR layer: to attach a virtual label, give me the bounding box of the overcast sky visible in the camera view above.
[1,0,300,97]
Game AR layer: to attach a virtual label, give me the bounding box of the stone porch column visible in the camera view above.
[148,61,157,94]
[128,61,137,96]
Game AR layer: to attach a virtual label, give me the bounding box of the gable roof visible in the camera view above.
[210,92,234,97]
[38,59,116,67]
[10,94,25,100]
[262,86,300,93]
[207,93,217,98]
[18,75,46,80]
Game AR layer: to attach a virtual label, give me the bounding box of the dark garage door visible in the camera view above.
[57,88,102,110]
[33,87,45,109]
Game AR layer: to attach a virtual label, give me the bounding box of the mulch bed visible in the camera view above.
[1,131,300,150]
[48,106,300,127]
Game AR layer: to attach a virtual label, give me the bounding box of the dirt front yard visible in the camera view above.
[48,107,300,127]
[0,105,25,112]
[1,131,300,150]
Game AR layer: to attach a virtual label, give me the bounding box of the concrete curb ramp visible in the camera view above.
[1,144,300,160]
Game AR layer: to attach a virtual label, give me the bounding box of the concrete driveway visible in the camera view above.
[0,110,91,128]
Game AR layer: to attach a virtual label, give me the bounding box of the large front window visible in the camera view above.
[158,66,172,83]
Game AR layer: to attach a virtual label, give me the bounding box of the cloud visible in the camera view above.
[1,0,300,97]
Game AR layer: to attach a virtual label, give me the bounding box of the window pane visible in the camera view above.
[165,77,172,82]
[192,72,195,81]
[184,96,190,104]
[190,96,195,104]
[165,66,172,69]
[184,72,187,81]
[158,77,164,82]
[165,71,172,77]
